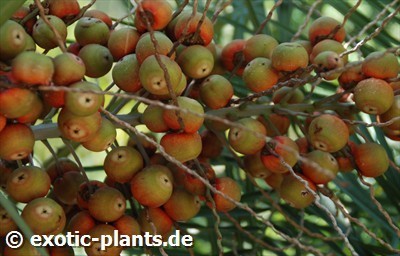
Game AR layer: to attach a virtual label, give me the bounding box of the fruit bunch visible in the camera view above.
[0,0,399,255]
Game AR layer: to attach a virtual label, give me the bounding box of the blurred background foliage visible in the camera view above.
[1,0,399,255]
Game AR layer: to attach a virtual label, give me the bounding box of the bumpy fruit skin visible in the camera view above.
[53,52,86,86]
[88,186,126,222]
[308,114,349,153]
[163,188,201,221]
[57,108,102,142]
[12,51,54,86]
[243,34,278,62]
[85,224,123,256]
[74,17,110,46]
[163,96,204,133]
[131,165,173,207]
[104,146,144,183]
[141,105,170,132]
[243,57,279,92]
[135,31,174,64]
[221,39,246,75]
[308,16,346,45]
[139,55,183,95]
[301,150,339,184]
[271,42,309,72]
[243,150,272,179]
[108,27,140,61]
[353,142,389,177]
[0,20,27,61]
[174,11,214,46]
[362,52,399,79]
[177,45,214,79]
[200,74,234,109]
[82,117,116,152]
[135,0,173,32]
[32,15,67,49]
[228,118,267,155]
[353,78,394,115]
[0,124,35,161]
[279,174,316,209]
[211,177,242,212]
[138,207,173,235]
[21,197,66,235]
[112,54,142,93]
[64,81,104,116]
[78,44,113,78]
[6,166,51,203]
[261,136,300,173]
[160,132,202,162]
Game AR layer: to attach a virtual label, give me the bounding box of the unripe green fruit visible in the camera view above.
[261,136,299,173]
[154,73,187,100]
[272,86,305,104]
[163,96,204,133]
[108,27,140,61]
[82,117,116,152]
[0,124,34,161]
[308,16,346,45]
[83,9,113,28]
[177,45,214,79]
[210,177,242,212]
[243,34,278,62]
[139,55,182,95]
[104,146,144,183]
[0,20,27,61]
[65,81,104,116]
[78,44,113,78]
[141,105,170,132]
[53,52,86,86]
[308,114,349,153]
[23,34,36,52]
[243,57,279,92]
[131,165,173,208]
[6,166,51,203]
[362,51,399,79]
[200,74,233,109]
[21,197,66,235]
[57,108,102,142]
[301,150,339,184]
[271,42,309,72]
[32,15,67,49]
[88,187,126,222]
[135,31,174,64]
[228,118,267,155]
[112,54,142,93]
[160,132,202,162]
[353,142,389,177]
[279,174,316,209]
[12,51,54,86]
[163,188,201,221]
[74,17,110,46]
[353,78,394,115]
